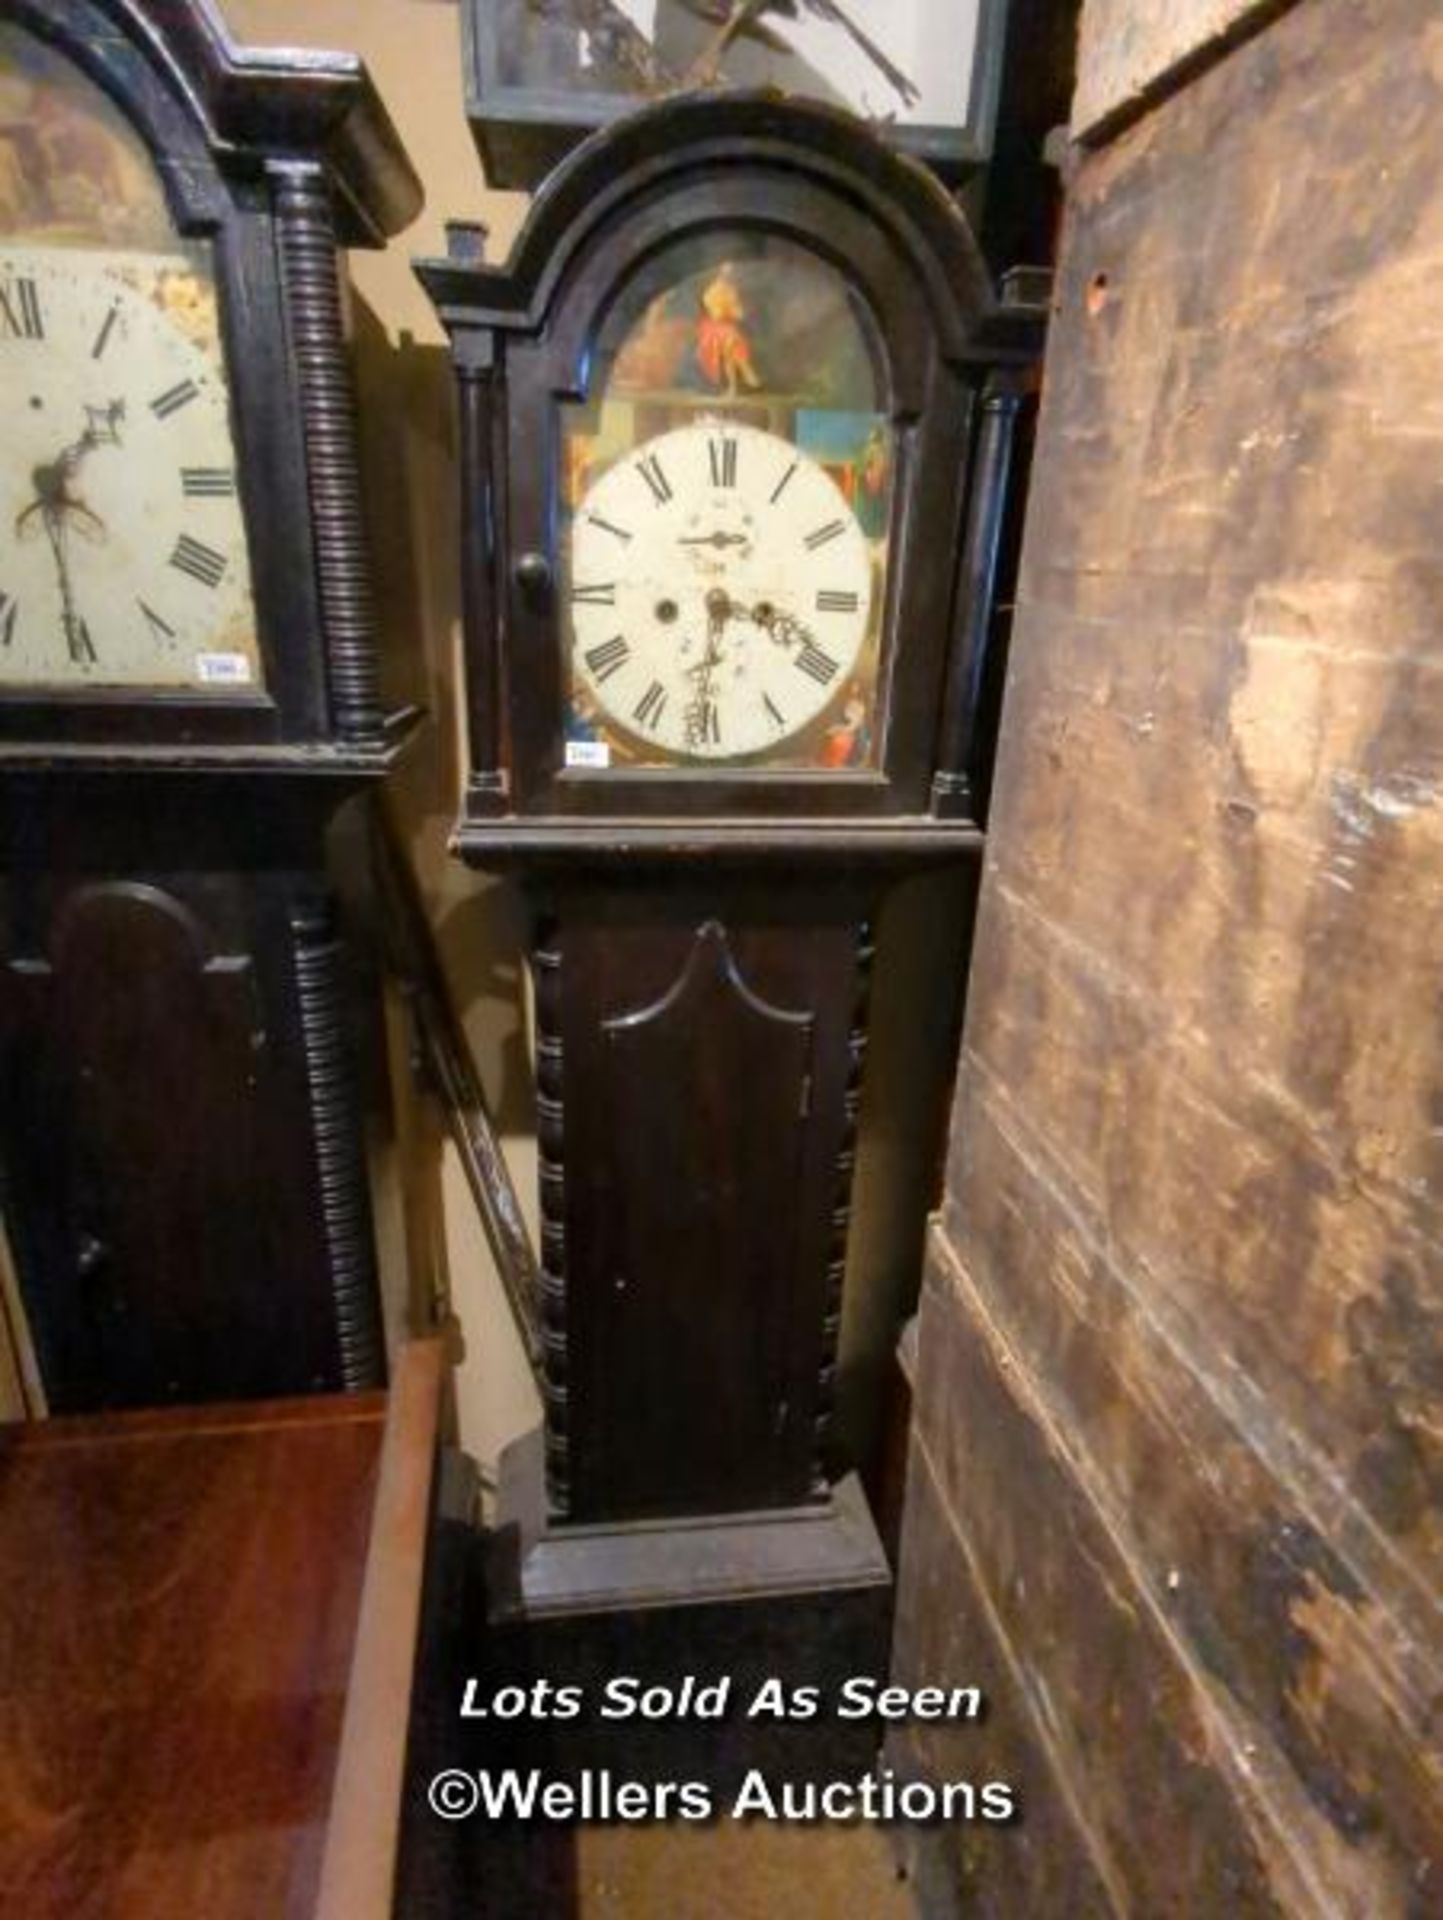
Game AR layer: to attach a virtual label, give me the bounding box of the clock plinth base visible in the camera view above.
[465,1430,893,1795]
[488,1428,889,1622]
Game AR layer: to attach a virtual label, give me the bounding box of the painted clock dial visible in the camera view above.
[0,244,259,691]
[569,418,873,762]
[558,233,895,774]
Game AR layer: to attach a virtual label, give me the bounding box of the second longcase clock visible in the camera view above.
[0,0,422,1410]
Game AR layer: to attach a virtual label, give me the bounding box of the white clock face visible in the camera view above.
[0,244,260,691]
[567,420,875,763]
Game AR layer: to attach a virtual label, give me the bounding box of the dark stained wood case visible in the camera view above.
[0,1,422,1410]
[416,95,1041,1539]
[540,878,873,1521]
[0,784,385,1408]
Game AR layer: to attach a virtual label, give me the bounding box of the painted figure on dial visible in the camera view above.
[560,233,894,770]
[696,262,762,396]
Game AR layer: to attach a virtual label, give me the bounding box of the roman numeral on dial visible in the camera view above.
[181,467,235,498]
[65,614,96,663]
[770,462,798,506]
[763,692,787,730]
[0,591,17,647]
[586,512,632,544]
[804,520,846,552]
[795,642,840,686]
[633,680,668,729]
[816,590,859,614]
[151,379,199,420]
[584,634,630,682]
[708,436,738,488]
[169,533,227,588]
[636,453,673,505]
[686,700,721,748]
[0,277,42,340]
[92,303,120,360]
[572,582,616,607]
[138,599,176,642]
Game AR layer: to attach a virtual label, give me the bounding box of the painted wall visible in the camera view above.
[892,0,1443,1909]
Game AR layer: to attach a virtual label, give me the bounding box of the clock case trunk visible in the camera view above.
[0,1,422,1411]
[0,777,389,1409]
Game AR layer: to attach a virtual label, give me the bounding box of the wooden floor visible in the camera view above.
[449,1815,917,1919]
[0,1394,386,1919]
[573,1822,915,1920]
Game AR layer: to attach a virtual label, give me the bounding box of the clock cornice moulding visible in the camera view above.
[415,90,993,363]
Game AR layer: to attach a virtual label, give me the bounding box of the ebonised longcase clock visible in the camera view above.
[0,0,422,1411]
[418,94,1038,1621]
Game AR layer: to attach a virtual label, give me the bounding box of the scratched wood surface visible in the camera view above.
[894,0,1443,1911]
[1071,0,1279,139]
[0,1395,385,1919]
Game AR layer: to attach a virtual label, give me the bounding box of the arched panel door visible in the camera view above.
[0,872,380,1409]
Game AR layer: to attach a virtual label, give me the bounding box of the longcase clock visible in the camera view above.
[0,0,421,1410]
[418,95,1037,1632]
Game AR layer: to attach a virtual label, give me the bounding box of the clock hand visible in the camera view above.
[15,400,124,543]
[702,587,735,654]
[678,531,749,550]
[14,402,123,666]
[730,596,812,650]
[38,505,96,665]
[683,590,732,746]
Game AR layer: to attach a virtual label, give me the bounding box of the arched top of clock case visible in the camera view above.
[417,90,995,367]
[3,0,420,244]
[418,93,1041,846]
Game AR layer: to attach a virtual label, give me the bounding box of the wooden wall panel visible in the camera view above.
[888,1437,1116,1918]
[894,0,1443,1910]
[1071,0,1281,139]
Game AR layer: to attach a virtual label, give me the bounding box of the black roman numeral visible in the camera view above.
[586,512,632,544]
[816,589,859,614]
[770,462,798,506]
[584,634,630,682]
[92,303,120,360]
[138,598,176,642]
[0,277,42,341]
[181,467,235,498]
[709,436,738,488]
[169,533,227,588]
[636,453,673,505]
[804,520,846,552]
[0,591,16,648]
[795,642,839,686]
[572,582,616,607]
[151,379,199,420]
[763,692,786,730]
[65,614,96,664]
[633,680,668,729]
